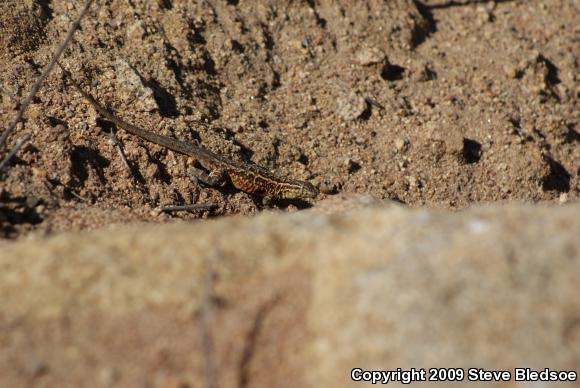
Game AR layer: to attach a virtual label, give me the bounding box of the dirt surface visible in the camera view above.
[1,0,578,238]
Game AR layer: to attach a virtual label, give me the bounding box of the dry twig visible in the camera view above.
[0,133,30,174]
[160,203,216,213]
[0,0,95,153]
[108,129,133,175]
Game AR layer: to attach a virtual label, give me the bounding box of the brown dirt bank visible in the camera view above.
[1,0,578,238]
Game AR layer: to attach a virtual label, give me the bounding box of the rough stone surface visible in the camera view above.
[336,91,368,121]
[1,197,579,387]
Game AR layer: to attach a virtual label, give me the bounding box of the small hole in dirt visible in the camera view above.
[145,78,178,118]
[37,0,53,20]
[542,157,570,193]
[359,104,372,121]
[539,54,560,85]
[48,116,66,127]
[70,145,110,187]
[565,125,580,143]
[381,64,405,81]
[230,39,244,53]
[158,0,173,10]
[509,117,521,129]
[346,159,361,174]
[0,194,44,237]
[463,138,481,164]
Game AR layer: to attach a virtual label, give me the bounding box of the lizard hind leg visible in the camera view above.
[189,167,227,188]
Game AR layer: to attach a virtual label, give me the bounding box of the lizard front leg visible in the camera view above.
[189,167,227,187]
[261,195,273,206]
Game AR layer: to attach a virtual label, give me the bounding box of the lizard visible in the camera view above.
[59,65,318,200]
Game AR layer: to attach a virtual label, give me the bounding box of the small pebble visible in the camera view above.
[319,181,338,195]
[355,136,366,145]
[344,158,361,173]
[337,92,368,121]
[394,138,409,152]
[355,47,387,66]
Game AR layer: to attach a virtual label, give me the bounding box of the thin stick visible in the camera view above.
[160,203,216,213]
[69,190,88,202]
[365,96,385,110]
[0,0,95,152]
[0,133,31,173]
[108,129,132,174]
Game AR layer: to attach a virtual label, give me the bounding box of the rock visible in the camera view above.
[514,51,559,97]
[336,91,368,121]
[354,46,387,66]
[504,63,519,79]
[394,137,409,152]
[411,62,437,82]
[0,199,579,387]
[318,180,338,195]
[114,59,159,112]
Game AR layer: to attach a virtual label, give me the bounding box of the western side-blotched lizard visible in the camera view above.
[60,66,318,200]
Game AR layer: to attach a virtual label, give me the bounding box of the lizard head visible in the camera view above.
[280,180,318,199]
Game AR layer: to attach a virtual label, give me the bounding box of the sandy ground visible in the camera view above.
[1,0,578,238]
